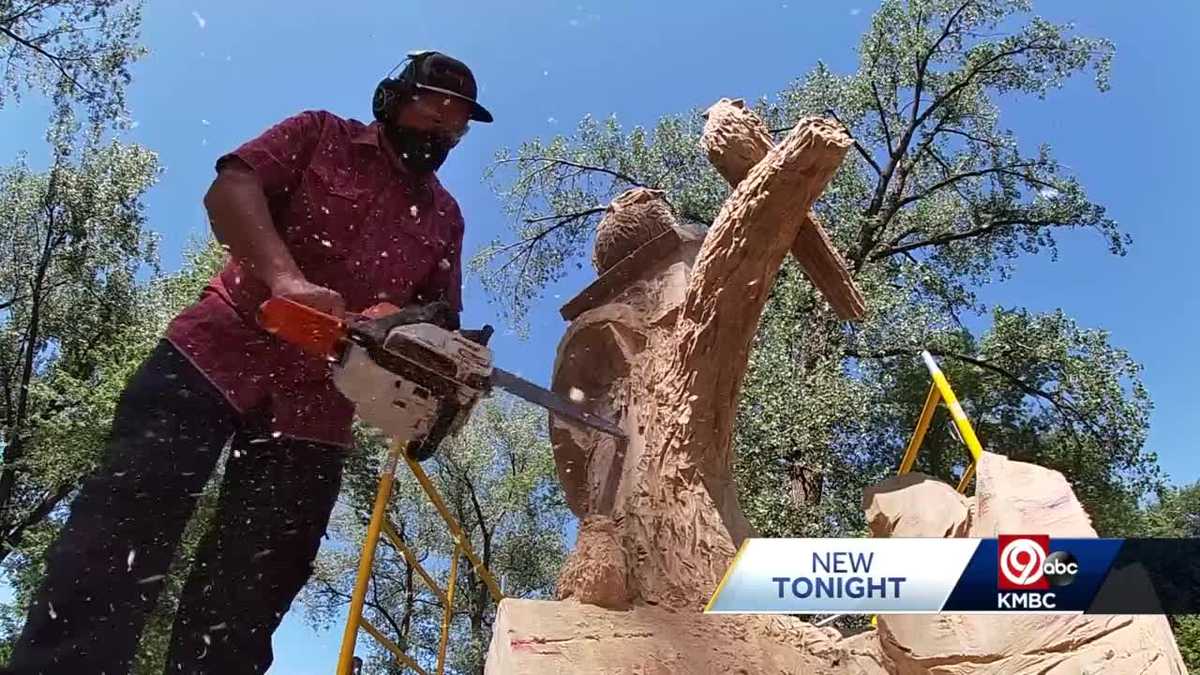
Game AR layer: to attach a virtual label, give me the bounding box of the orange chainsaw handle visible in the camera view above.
[256,296,348,358]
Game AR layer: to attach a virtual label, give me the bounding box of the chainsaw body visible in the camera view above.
[334,318,494,460]
[257,297,620,462]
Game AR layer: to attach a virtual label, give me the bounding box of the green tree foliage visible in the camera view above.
[0,0,146,126]
[0,97,159,571]
[0,2,212,663]
[474,0,1161,540]
[1143,482,1200,539]
[1141,482,1200,672]
[0,79,227,662]
[302,396,569,675]
[0,224,226,664]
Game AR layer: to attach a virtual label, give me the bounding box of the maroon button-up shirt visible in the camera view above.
[165,110,464,448]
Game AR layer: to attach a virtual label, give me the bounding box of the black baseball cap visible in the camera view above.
[400,50,493,123]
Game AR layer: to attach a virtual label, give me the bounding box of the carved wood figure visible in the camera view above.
[549,99,857,611]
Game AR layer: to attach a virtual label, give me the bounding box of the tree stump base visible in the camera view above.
[484,597,887,675]
[487,453,1186,674]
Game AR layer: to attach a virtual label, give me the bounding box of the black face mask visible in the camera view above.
[384,124,454,175]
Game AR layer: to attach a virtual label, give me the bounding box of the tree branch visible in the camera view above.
[489,207,603,271]
[910,0,978,135]
[871,216,1075,260]
[822,108,881,176]
[941,126,1008,149]
[0,25,96,96]
[911,38,1053,137]
[521,206,606,225]
[0,481,75,564]
[900,250,969,330]
[861,24,909,223]
[367,568,408,642]
[0,292,30,312]
[857,3,1036,267]
[460,473,494,548]
[880,226,921,253]
[924,144,980,206]
[493,156,645,188]
[0,279,72,312]
[917,0,976,105]
[891,162,1042,213]
[863,22,896,157]
[0,180,62,513]
[867,115,952,234]
[844,347,1109,444]
[869,79,895,157]
[0,0,55,27]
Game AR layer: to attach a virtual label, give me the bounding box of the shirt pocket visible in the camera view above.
[290,165,371,267]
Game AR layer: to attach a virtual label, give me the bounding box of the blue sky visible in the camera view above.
[3,1,1197,672]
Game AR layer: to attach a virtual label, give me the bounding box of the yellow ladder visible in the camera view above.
[896,350,985,493]
[336,440,505,675]
[868,350,985,629]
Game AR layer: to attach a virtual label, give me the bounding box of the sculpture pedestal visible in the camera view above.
[487,453,1187,674]
[484,598,889,675]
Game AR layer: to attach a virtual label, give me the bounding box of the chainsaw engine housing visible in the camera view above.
[332,323,493,458]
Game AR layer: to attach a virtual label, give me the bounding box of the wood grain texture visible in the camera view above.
[551,108,851,611]
[701,98,866,321]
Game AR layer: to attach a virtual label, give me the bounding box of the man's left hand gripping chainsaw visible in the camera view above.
[257,297,624,461]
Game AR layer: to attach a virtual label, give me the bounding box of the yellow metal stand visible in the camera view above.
[896,351,984,493]
[871,350,985,628]
[335,440,505,674]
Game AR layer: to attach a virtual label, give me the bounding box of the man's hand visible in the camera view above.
[360,302,402,320]
[269,275,346,318]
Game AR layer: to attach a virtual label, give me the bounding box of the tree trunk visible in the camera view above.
[0,170,67,523]
[401,557,414,649]
[551,103,852,611]
[789,461,824,508]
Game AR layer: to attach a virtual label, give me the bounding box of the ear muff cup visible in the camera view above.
[373,78,411,123]
[373,52,433,123]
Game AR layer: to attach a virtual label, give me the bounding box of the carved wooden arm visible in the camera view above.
[666,109,852,472]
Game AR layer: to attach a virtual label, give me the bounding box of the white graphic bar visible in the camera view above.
[706,538,980,614]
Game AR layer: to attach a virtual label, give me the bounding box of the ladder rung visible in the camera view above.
[381,519,450,606]
[360,617,430,675]
[405,455,505,602]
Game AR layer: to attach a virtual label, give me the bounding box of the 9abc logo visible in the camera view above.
[997,535,1078,590]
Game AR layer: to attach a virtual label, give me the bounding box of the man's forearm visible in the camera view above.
[204,162,303,290]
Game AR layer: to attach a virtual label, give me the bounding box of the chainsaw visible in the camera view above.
[256,297,624,461]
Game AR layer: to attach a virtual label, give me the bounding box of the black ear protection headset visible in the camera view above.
[372,50,438,124]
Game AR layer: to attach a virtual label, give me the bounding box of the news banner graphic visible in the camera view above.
[705,537,1200,614]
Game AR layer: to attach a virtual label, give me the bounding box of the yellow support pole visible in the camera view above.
[436,546,461,674]
[955,461,977,494]
[404,455,505,602]
[874,351,987,627]
[898,382,941,475]
[336,440,404,675]
[921,351,983,464]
